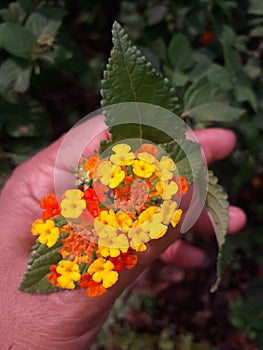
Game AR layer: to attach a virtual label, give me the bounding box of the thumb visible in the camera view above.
[0,113,183,349]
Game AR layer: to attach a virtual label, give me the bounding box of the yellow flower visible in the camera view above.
[109,165,125,188]
[98,236,129,258]
[171,209,183,228]
[132,159,155,178]
[97,209,118,227]
[115,212,133,228]
[110,144,135,165]
[162,181,178,199]
[140,212,167,240]
[128,218,150,247]
[160,200,178,225]
[137,152,157,164]
[56,260,81,289]
[98,231,129,255]
[136,206,158,225]
[128,225,149,251]
[60,189,86,219]
[95,209,120,243]
[31,219,59,248]
[132,243,147,252]
[95,160,112,185]
[88,257,118,288]
[159,156,176,181]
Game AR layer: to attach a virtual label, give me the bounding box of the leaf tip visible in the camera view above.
[112,20,121,32]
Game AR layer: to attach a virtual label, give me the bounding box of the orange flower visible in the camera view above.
[80,273,106,297]
[178,176,188,194]
[59,231,95,260]
[40,194,61,220]
[83,155,99,179]
[135,143,159,156]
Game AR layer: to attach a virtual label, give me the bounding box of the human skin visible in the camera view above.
[0,115,246,349]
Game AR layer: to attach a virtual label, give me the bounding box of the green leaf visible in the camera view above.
[19,238,63,293]
[168,33,194,71]
[161,139,202,184]
[3,98,51,138]
[0,22,36,59]
[220,25,236,46]
[0,59,32,97]
[0,1,26,23]
[249,0,263,15]
[183,77,231,111]
[221,41,241,79]
[163,66,189,87]
[145,5,167,26]
[205,64,232,91]
[183,102,244,122]
[250,26,263,37]
[205,171,229,292]
[233,68,258,111]
[25,7,66,38]
[210,238,233,292]
[101,21,180,144]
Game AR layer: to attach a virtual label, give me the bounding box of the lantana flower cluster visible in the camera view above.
[31,143,188,297]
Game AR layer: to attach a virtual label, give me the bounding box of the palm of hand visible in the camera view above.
[0,117,246,349]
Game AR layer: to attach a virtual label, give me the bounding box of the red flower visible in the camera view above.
[40,194,61,220]
[110,250,138,272]
[48,264,61,288]
[83,188,101,218]
[87,201,100,218]
[199,30,214,46]
[84,188,99,202]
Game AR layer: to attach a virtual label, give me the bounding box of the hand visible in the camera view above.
[0,116,246,349]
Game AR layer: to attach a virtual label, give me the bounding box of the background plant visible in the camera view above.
[0,0,262,349]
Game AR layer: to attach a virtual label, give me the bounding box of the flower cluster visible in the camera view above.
[31,143,188,297]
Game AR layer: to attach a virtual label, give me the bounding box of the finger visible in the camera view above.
[190,128,236,164]
[193,205,247,235]
[160,206,247,267]
[0,115,108,230]
[160,240,206,268]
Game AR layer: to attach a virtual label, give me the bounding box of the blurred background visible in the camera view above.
[0,1,262,349]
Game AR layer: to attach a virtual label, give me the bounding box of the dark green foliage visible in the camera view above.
[19,237,63,293]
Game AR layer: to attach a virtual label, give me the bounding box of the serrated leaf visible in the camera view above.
[161,139,202,184]
[205,170,229,291]
[0,58,32,97]
[101,21,181,144]
[0,22,36,59]
[182,102,244,122]
[19,238,63,293]
[210,238,233,292]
